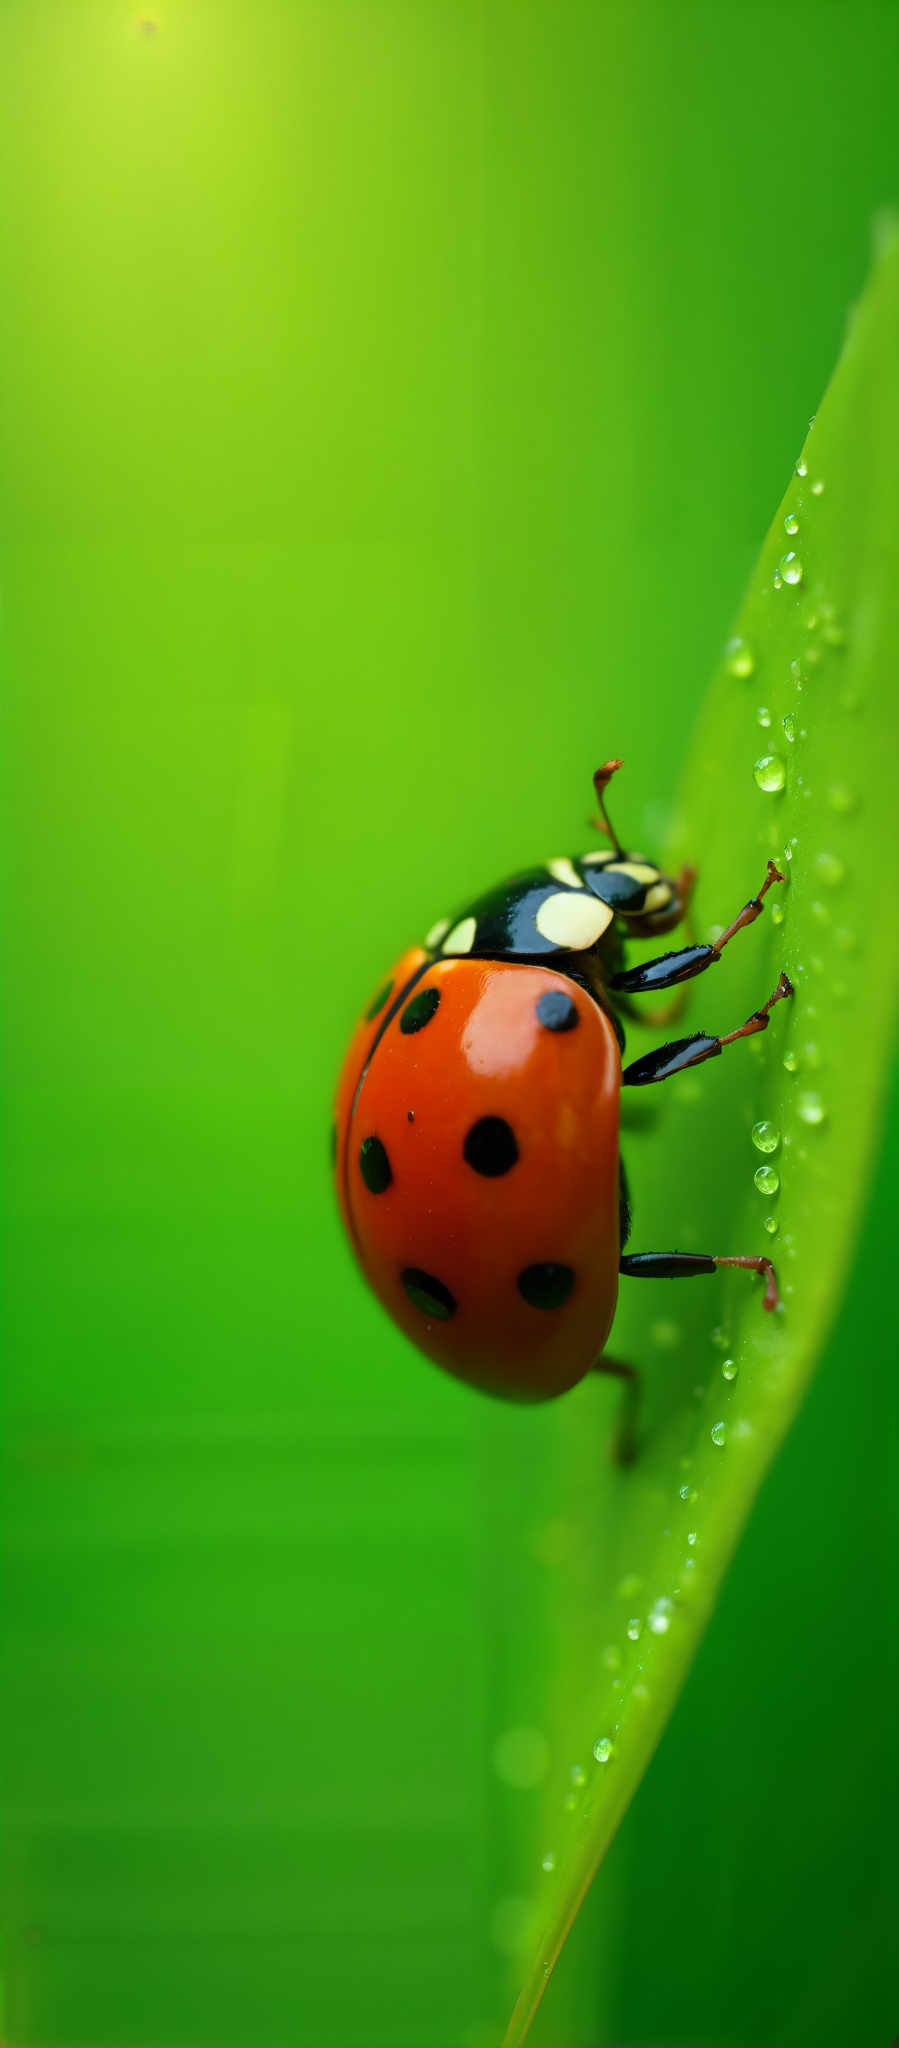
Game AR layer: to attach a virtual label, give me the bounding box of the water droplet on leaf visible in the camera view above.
[751,1120,781,1154]
[754,1164,780,1195]
[754,755,786,793]
[798,1091,826,1126]
[648,1598,673,1636]
[725,635,755,679]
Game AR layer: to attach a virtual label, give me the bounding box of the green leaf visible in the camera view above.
[501,225,899,2046]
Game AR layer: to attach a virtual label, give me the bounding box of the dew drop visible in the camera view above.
[779,552,803,586]
[648,1597,673,1636]
[757,706,772,728]
[592,1737,613,1764]
[569,1763,587,1788]
[686,1530,698,1546]
[710,1421,727,1448]
[754,754,786,793]
[751,1120,781,1155]
[827,782,857,814]
[795,456,808,477]
[798,1091,827,1126]
[782,712,797,743]
[626,1618,642,1642]
[726,635,755,679]
[763,1216,779,1237]
[679,1482,697,1502]
[810,478,824,496]
[784,511,799,535]
[721,1358,739,1382]
[541,1852,556,1874]
[770,902,784,926]
[783,1049,799,1073]
[772,569,783,590]
[754,1164,780,1195]
[815,850,845,887]
[710,1325,731,1352]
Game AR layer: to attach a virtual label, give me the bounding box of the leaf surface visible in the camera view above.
[503,226,899,2046]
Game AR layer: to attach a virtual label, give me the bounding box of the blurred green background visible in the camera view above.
[2,2,896,2044]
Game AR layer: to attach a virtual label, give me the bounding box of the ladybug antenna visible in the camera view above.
[592,759,625,856]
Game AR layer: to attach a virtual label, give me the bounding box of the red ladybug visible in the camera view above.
[333,763,792,1451]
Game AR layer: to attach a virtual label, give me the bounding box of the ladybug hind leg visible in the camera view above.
[592,1354,641,1465]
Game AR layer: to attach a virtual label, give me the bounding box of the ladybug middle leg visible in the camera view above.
[620,970,793,1087]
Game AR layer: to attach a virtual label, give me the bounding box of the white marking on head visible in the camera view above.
[608,861,659,887]
[643,881,674,915]
[546,857,584,890]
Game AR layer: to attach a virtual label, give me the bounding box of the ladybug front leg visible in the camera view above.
[621,970,793,1087]
[612,858,785,999]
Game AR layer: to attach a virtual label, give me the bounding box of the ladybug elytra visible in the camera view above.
[332,762,792,1455]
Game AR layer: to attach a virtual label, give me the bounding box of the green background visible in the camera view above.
[2,3,896,2044]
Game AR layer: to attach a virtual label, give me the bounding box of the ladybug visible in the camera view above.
[332,761,792,1454]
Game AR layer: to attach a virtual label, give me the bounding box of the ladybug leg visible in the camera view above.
[621,971,793,1087]
[592,1355,640,1465]
[612,859,785,998]
[620,1251,779,1312]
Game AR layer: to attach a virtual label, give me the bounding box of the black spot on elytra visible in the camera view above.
[463,1115,519,1178]
[359,1135,392,1194]
[401,1267,456,1321]
[365,979,394,1021]
[400,987,441,1034]
[536,989,579,1033]
[517,1262,575,1311]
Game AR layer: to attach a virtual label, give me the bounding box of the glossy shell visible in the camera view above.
[334,954,621,1403]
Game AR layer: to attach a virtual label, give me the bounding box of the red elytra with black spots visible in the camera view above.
[333,945,621,1403]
